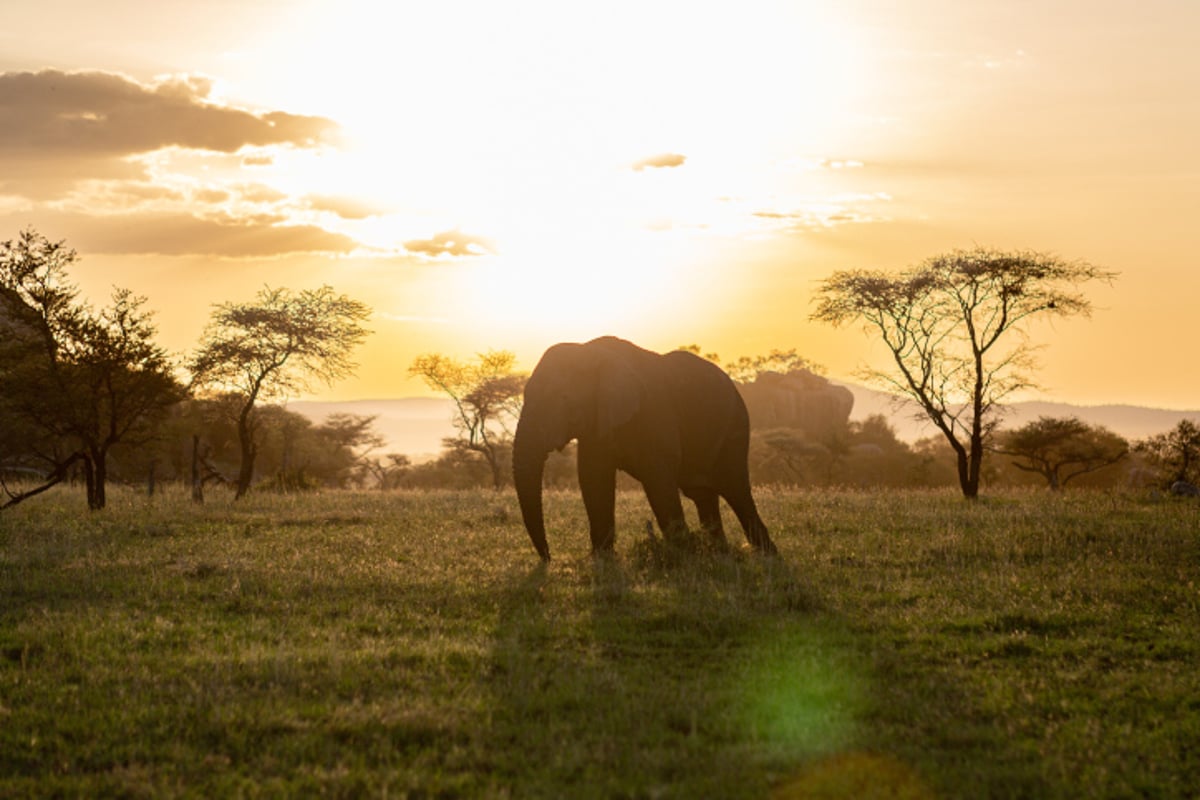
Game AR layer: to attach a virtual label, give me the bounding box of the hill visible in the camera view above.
[288,398,455,460]
[838,380,1200,443]
[290,390,1199,457]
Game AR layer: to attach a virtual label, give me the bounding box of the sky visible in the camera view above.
[1,0,1197,409]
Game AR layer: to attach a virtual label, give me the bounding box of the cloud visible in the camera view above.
[752,192,893,232]
[779,157,866,172]
[234,183,289,205]
[0,209,359,258]
[632,153,687,171]
[403,230,494,258]
[194,188,231,204]
[305,195,387,220]
[0,70,339,197]
[84,181,186,209]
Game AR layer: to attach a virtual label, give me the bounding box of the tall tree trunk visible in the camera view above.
[92,450,107,510]
[235,436,256,500]
[949,438,977,500]
[191,434,204,504]
[485,444,504,491]
[966,435,983,500]
[235,401,257,500]
[82,454,103,510]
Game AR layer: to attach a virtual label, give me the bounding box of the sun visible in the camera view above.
[460,219,702,341]
[232,0,871,341]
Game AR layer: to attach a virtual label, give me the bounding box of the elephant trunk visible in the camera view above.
[512,417,551,561]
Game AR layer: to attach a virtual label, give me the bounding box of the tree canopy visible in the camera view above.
[994,416,1127,490]
[0,229,182,509]
[189,285,371,498]
[812,247,1116,498]
[1135,419,1200,488]
[408,350,526,490]
[676,344,824,382]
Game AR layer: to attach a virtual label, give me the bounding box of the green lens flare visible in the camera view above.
[738,627,864,756]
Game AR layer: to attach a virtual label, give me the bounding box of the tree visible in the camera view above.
[0,229,181,509]
[359,453,412,490]
[676,344,721,363]
[994,416,1127,490]
[305,412,386,489]
[59,289,183,508]
[676,344,824,382]
[408,350,525,489]
[724,348,825,383]
[812,247,1115,499]
[188,285,371,499]
[1135,419,1200,488]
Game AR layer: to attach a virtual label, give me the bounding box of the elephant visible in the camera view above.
[512,336,777,561]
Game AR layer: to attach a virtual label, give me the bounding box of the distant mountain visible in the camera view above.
[288,388,1199,458]
[288,398,455,460]
[836,380,1200,443]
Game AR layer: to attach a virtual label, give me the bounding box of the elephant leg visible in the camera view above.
[578,439,617,553]
[683,486,727,546]
[721,479,777,555]
[641,476,689,543]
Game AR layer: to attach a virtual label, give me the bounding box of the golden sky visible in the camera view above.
[2,0,1197,408]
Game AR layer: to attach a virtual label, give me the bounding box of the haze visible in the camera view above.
[2,0,1196,408]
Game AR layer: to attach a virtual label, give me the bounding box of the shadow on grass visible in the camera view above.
[482,540,1059,799]
[483,547,854,798]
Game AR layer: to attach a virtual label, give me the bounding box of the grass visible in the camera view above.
[1,485,1198,797]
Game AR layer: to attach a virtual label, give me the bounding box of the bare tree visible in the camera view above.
[812,247,1115,498]
[993,416,1127,490]
[408,350,525,490]
[188,285,371,499]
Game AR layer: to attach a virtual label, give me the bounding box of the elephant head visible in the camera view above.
[512,341,642,560]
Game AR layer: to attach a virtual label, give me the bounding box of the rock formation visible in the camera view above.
[736,369,854,437]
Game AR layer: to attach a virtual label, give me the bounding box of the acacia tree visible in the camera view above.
[303,412,385,489]
[408,350,525,490]
[58,290,183,508]
[725,349,825,383]
[1135,419,1200,488]
[677,344,824,382]
[994,416,1127,490]
[188,285,371,499]
[0,229,181,509]
[812,247,1115,499]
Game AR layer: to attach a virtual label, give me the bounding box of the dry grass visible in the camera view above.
[1,485,1197,797]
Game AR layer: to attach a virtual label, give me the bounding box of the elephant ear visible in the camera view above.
[594,352,643,438]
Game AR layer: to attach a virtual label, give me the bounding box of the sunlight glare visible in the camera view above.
[226,0,870,337]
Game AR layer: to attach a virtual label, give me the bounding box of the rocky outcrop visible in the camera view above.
[736,369,854,437]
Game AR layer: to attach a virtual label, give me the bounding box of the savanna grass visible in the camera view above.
[1,485,1197,797]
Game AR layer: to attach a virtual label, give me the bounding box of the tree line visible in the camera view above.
[0,228,371,509]
[404,246,1195,496]
[406,346,1198,494]
[3,230,1196,507]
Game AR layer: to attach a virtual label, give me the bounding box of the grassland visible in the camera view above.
[1,486,1198,798]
